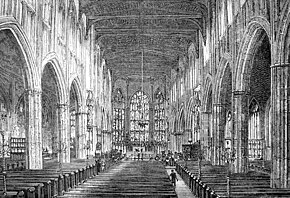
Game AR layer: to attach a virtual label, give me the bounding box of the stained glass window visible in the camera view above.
[113,89,125,148]
[248,99,262,160]
[130,91,149,145]
[154,90,165,143]
[113,109,125,144]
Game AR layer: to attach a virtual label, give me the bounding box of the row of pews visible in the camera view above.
[176,160,290,198]
[58,160,177,198]
[0,159,105,198]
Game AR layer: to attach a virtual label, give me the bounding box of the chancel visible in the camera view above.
[0,0,290,197]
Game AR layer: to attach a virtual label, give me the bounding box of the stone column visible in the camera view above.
[125,106,130,149]
[149,106,154,142]
[57,103,70,163]
[25,89,42,169]
[271,63,290,188]
[101,130,105,153]
[201,112,212,161]
[125,80,130,151]
[212,103,226,165]
[232,91,249,173]
[176,134,182,152]
[149,80,154,146]
[185,128,192,142]
[75,111,87,159]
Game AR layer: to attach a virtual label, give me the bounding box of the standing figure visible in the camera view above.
[170,169,178,187]
[137,149,141,160]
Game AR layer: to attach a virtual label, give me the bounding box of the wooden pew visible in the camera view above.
[6,172,64,196]
[177,160,290,198]
[59,161,177,198]
[3,160,98,198]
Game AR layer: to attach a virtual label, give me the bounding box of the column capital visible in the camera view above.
[232,90,249,97]
[57,103,68,109]
[75,112,87,116]
[25,88,42,96]
[212,103,226,107]
[201,111,211,114]
[271,63,290,68]
[185,128,192,133]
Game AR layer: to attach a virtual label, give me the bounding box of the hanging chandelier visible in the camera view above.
[136,5,147,130]
[138,50,148,129]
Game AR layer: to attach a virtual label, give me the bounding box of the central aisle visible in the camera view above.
[58,160,177,198]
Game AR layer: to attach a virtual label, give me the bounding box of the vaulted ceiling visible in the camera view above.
[80,0,208,80]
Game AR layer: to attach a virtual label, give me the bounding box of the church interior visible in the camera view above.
[0,0,290,197]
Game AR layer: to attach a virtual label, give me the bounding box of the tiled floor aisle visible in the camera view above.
[166,167,197,198]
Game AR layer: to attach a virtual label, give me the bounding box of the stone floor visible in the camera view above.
[165,166,197,198]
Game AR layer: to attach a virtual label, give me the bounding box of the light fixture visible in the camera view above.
[138,50,148,129]
[136,3,148,131]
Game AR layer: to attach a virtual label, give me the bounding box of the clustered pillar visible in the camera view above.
[271,63,290,188]
[25,89,43,169]
[57,103,70,163]
[75,111,87,159]
[212,103,225,165]
[232,91,248,173]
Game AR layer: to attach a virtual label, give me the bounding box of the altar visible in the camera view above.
[126,146,153,160]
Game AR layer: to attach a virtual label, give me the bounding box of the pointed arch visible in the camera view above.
[42,52,67,104]
[186,97,195,130]
[0,17,40,89]
[177,105,185,134]
[129,90,150,104]
[0,17,42,169]
[234,17,271,91]
[129,90,150,147]
[276,0,290,63]
[202,74,213,112]
[215,56,231,104]
[69,75,83,108]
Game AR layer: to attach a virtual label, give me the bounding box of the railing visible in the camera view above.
[175,162,220,198]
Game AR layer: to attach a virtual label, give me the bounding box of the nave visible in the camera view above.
[58,160,178,198]
[2,0,290,197]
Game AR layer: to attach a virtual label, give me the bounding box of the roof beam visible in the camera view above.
[89,14,202,21]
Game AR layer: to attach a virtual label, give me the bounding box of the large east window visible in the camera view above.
[130,91,149,145]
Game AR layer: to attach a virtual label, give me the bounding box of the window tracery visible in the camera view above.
[130,91,149,145]
[113,89,125,148]
[154,89,165,144]
[248,99,262,160]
